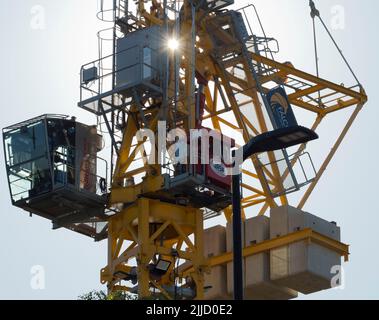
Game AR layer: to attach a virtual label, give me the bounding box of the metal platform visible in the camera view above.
[78,25,164,116]
[162,172,232,212]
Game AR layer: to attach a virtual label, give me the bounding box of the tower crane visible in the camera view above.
[3,0,367,300]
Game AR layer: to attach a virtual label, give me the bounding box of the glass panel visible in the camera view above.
[143,47,152,79]
[116,45,140,87]
[95,221,108,233]
[4,120,52,202]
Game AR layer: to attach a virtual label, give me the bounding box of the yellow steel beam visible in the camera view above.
[298,103,365,209]
[242,198,266,209]
[258,202,270,216]
[210,228,349,267]
[112,243,138,268]
[287,84,325,100]
[110,175,165,204]
[251,53,367,104]
[181,228,349,277]
[326,98,362,114]
[151,281,173,300]
[241,169,259,181]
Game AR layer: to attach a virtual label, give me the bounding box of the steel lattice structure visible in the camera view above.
[80,0,366,299]
[2,0,367,300]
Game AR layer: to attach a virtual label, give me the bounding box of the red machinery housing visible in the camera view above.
[194,128,235,192]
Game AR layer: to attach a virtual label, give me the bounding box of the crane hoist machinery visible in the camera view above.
[3,0,367,300]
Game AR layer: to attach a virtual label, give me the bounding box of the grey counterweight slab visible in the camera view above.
[270,206,342,295]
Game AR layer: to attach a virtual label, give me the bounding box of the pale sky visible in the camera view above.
[0,0,378,300]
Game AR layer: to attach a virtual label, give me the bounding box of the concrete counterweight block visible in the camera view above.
[227,217,297,300]
[203,225,228,300]
[270,206,342,295]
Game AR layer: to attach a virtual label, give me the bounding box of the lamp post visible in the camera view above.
[232,126,319,300]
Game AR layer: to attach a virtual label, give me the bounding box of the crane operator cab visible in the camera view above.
[3,115,109,239]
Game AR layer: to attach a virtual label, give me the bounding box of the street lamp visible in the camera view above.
[232,125,319,300]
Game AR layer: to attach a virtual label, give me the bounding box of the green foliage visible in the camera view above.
[78,290,138,301]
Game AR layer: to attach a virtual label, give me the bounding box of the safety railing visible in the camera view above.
[237,3,280,60]
[202,0,234,13]
[8,168,50,203]
[79,44,161,115]
[6,148,109,203]
[97,0,129,22]
[53,149,109,197]
[6,151,52,202]
[259,151,317,198]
